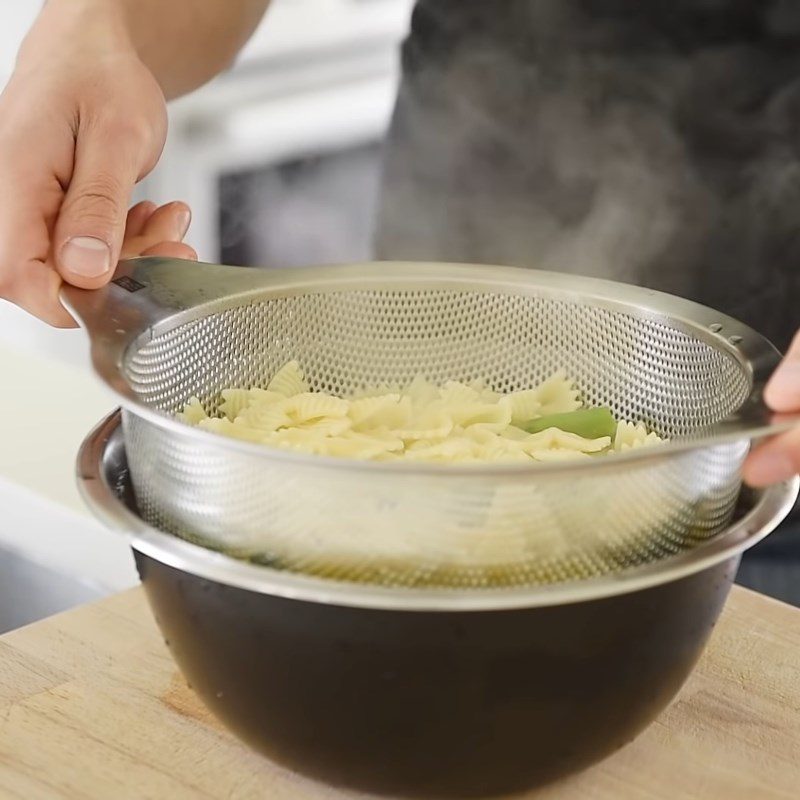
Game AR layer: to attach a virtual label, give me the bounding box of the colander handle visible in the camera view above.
[60,256,289,332]
[59,257,298,399]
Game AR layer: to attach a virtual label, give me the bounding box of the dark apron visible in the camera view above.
[376,0,800,351]
[375,0,800,599]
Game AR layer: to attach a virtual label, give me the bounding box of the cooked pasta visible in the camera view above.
[613,420,664,452]
[178,360,665,462]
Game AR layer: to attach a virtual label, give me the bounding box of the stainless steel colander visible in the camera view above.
[63,258,797,588]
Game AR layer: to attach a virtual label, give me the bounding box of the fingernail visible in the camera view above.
[748,450,795,485]
[61,236,111,277]
[176,208,191,239]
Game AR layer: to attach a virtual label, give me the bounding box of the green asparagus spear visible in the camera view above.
[522,407,617,439]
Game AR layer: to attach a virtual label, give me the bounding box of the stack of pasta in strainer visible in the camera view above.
[179,361,664,465]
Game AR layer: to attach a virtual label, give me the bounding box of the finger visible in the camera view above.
[125,200,158,239]
[5,257,77,328]
[119,202,193,259]
[137,201,191,244]
[141,241,198,260]
[54,117,147,289]
[742,426,800,487]
[0,152,75,326]
[764,330,800,412]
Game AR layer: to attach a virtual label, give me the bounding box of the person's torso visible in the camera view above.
[378,0,800,349]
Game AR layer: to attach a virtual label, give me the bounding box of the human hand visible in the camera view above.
[743,332,800,487]
[0,2,195,328]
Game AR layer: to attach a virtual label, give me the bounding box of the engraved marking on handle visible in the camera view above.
[113,276,147,293]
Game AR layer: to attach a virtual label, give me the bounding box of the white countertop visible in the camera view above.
[0,318,108,514]
[0,304,137,592]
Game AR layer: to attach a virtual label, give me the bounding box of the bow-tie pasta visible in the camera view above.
[178,361,665,462]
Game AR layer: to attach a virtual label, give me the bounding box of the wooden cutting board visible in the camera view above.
[0,585,798,799]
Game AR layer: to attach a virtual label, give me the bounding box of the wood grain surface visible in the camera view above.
[0,585,798,799]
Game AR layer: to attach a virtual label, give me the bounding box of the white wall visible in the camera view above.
[0,2,40,87]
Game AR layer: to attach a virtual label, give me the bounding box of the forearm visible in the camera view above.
[28,0,271,99]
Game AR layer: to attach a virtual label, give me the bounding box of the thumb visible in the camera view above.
[55,119,146,288]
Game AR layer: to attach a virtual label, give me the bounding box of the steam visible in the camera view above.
[221,145,382,269]
[375,0,800,348]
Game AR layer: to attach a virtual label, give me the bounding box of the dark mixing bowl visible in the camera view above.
[79,411,798,798]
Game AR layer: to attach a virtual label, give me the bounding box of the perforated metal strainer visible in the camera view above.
[63,258,798,589]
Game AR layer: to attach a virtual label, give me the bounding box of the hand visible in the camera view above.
[0,2,195,328]
[743,332,800,487]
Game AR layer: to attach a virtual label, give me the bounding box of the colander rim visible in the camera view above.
[67,259,789,478]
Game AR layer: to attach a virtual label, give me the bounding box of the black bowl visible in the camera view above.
[79,412,798,798]
[135,552,733,797]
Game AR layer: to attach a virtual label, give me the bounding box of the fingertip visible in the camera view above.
[165,199,191,222]
[764,362,800,412]
[36,295,79,328]
[143,201,192,240]
[743,435,800,487]
[57,235,114,289]
[51,309,80,329]
[7,265,80,328]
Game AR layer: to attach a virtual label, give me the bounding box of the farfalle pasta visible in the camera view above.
[178,361,665,462]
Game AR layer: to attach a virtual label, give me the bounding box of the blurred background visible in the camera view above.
[0,0,795,634]
[139,0,414,268]
[0,0,415,632]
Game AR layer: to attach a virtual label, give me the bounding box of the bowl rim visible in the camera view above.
[78,410,799,612]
